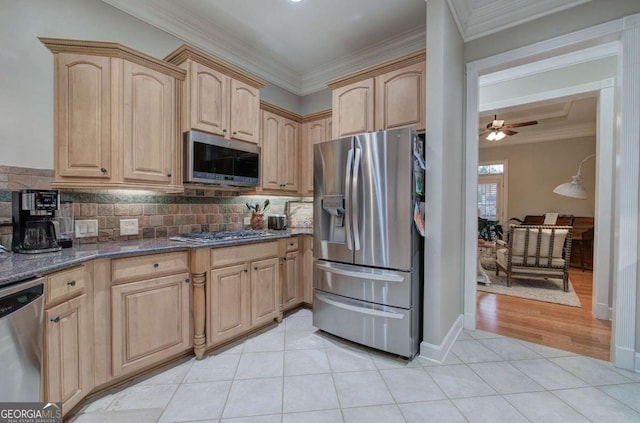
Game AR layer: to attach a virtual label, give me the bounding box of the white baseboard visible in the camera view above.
[593,302,611,320]
[614,345,636,371]
[463,311,476,330]
[419,314,463,364]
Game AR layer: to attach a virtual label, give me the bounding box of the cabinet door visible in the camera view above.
[301,119,325,193]
[230,79,260,143]
[190,61,229,137]
[45,294,92,412]
[325,117,333,141]
[281,118,299,192]
[111,273,191,377]
[208,264,250,345]
[250,257,279,327]
[375,61,425,132]
[122,61,175,184]
[56,54,111,179]
[282,251,300,310]
[332,79,374,138]
[301,236,314,305]
[261,111,282,190]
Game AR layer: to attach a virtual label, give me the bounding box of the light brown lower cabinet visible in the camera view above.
[301,236,314,305]
[281,251,300,310]
[251,257,280,326]
[111,273,191,377]
[44,293,92,412]
[205,242,280,350]
[208,263,251,345]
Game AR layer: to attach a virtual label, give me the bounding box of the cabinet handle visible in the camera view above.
[100,167,107,174]
[223,129,227,133]
[254,267,257,270]
[283,257,287,261]
[153,263,159,268]
[184,278,190,284]
[233,131,237,135]
[67,280,76,287]
[244,268,248,272]
[50,316,60,323]
[290,243,294,246]
[167,173,172,177]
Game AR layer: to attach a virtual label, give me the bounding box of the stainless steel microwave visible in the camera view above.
[183,130,260,187]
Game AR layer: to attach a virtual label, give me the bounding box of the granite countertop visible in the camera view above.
[0,228,313,288]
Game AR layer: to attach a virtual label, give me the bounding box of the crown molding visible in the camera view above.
[102,0,425,96]
[448,0,591,42]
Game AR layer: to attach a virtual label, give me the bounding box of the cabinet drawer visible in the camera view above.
[211,241,278,268]
[46,266,85,305]
[285,237,299,252]
[112,251,189,284]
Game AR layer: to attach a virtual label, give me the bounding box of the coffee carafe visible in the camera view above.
[12,190,62,254]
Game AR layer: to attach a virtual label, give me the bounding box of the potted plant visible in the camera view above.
[477,217,503,242]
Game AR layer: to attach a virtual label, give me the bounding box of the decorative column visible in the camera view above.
[190,249,209,360]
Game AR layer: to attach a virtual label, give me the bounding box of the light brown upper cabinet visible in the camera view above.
[328,49,425,139]
[300,111,332,194]
[40,38,185,193]
[260,103,301,192]
[165,45,265,144]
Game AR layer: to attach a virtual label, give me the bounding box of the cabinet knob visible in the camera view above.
[100,167,107,174]
[233,131,237,135]
[223,129,227,133]
[244,268,248,272]
[167,173,172,177]
[153,263,159,268]
[254,267,257,270]
[67,280,76,287]
[50,316,60,323]
[184,278,190,284]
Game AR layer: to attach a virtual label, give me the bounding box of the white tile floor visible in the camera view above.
[70,309,640,423]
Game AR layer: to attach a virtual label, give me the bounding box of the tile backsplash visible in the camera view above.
[0,165,310,244]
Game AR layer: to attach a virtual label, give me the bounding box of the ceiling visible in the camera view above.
[101,0,590,96]
[478,96,597,148]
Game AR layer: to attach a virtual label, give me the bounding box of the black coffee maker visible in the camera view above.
[12,189,62,254]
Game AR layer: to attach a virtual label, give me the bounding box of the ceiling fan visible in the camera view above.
[480,115,538,141]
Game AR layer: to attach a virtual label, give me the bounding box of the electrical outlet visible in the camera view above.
[75,219,98,238]
[120,219,139,236]
[243,216,251,226]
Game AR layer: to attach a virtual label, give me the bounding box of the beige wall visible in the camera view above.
[479,137,596,222]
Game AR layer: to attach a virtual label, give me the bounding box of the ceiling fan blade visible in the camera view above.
[503,129,518,136]
[479,130,491,136]
[506,120,538,128]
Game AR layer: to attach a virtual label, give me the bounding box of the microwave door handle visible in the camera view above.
[344,148,354,251]
[352,147,362,251]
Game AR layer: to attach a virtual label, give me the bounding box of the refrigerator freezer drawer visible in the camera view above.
[313,290,419,358]
[314,260,413,309]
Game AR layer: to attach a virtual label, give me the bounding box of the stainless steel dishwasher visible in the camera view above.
[0,277,44,401]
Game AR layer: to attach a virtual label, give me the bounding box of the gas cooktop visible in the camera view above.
[170,229,274,243]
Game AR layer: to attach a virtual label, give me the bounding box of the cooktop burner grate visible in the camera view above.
[170,229,273,243]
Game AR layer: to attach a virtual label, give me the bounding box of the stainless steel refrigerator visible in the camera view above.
[313,127,423,358]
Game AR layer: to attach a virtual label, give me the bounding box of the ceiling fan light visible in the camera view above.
[486,131,497,141]
[495,131,506,141]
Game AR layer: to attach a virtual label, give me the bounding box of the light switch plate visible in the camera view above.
[120,218,139,236]
[75,219,99,238]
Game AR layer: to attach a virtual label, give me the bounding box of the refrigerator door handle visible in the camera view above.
[316,262,405,282]
[344,148,354,251]
[315,291,404,319]
[352,147,362,251]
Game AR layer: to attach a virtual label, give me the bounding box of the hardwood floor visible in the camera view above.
[476,267,612,361]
